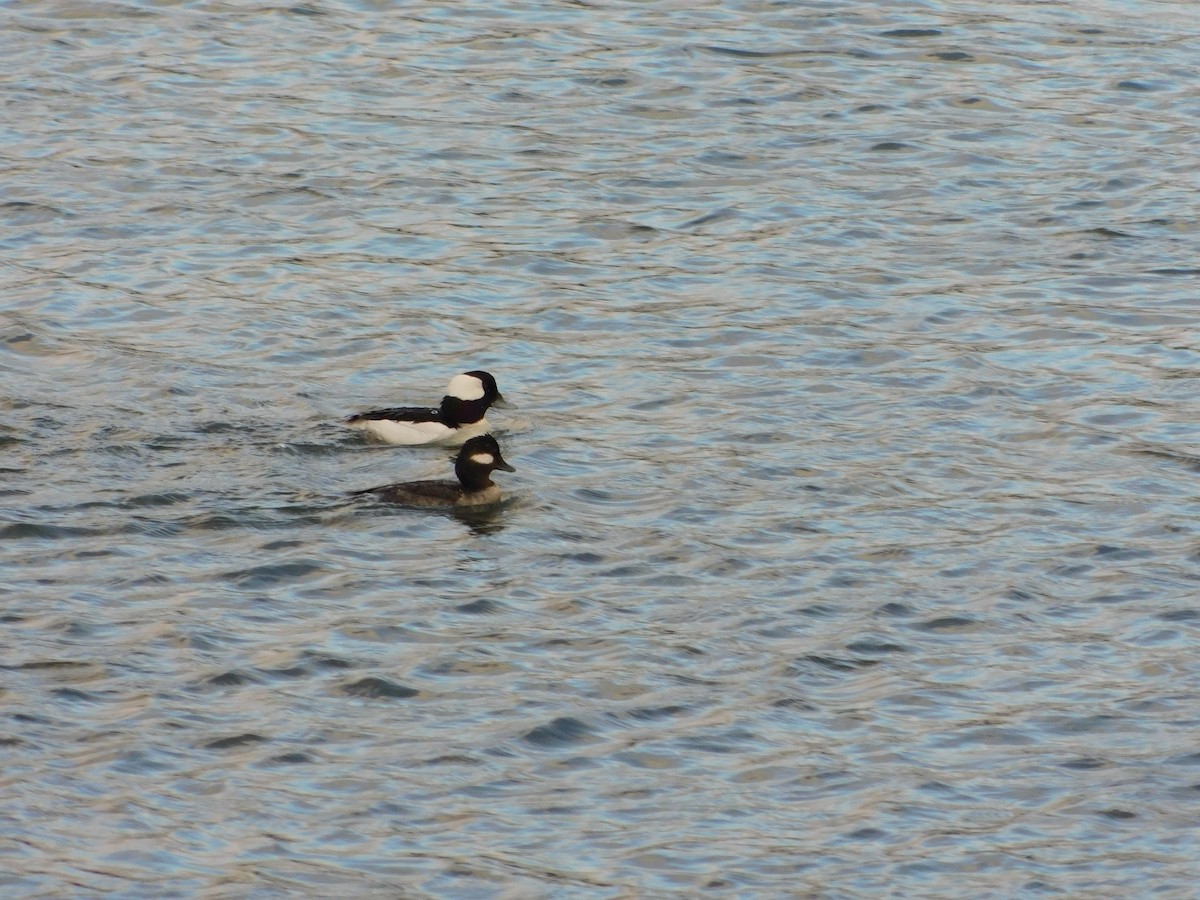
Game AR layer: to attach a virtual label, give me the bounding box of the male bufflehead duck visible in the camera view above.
[354,434,515,508]
[346,370,505,445]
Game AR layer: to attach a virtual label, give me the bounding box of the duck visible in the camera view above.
[354,434,515,508]
[346,370,505,445]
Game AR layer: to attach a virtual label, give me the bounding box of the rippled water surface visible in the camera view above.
[4,0,1200,895]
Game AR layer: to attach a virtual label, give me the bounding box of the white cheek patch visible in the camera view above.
[468,452,495,466]
[446,373,486,401]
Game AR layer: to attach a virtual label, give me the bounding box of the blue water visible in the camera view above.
[3,0,1200,895]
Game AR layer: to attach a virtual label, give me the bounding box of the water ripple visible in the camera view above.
[3,0,1200,895]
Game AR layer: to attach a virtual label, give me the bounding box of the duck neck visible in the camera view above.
[441,395,489,426]
[455,460,494,492]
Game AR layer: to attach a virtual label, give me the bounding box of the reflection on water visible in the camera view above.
[3,0,1200,895]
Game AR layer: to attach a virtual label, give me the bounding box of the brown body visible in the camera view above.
[354,434,514,509]
[362,479,503,508]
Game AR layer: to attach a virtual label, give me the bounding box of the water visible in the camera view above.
[4,0,1200,894]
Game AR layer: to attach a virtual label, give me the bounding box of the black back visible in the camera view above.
[347,405,443,425]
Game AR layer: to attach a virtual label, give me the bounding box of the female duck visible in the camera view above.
[346,370,505,445]
[354,434,515,508]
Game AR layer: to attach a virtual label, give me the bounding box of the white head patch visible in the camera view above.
[446,373,485,401]
[468,452,495,466]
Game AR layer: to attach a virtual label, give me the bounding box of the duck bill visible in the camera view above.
[491,394,512,409]
[497,460,516,472]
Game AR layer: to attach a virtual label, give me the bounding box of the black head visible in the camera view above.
[454,434,515,489]
[462,370,504,405]
[440,371,506,425]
